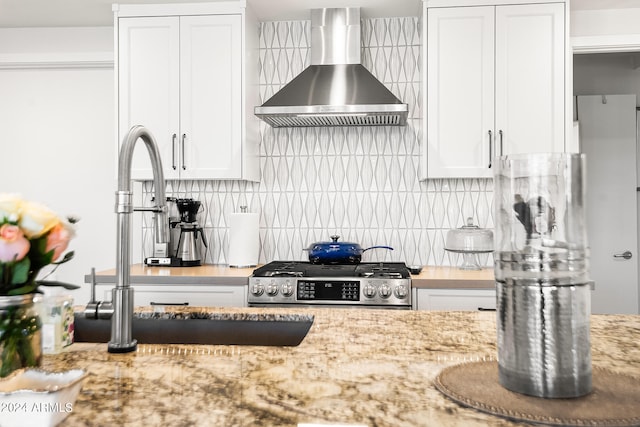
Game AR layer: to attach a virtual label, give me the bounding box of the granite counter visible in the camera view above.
[410,266,494,288]
[42,308,640,426]
[86,264,256,286]
[87,264,495,289]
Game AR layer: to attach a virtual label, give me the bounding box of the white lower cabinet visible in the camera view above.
[97,284,247,308]
[414,288,496,311]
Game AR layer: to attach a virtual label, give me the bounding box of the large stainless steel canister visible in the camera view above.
[494,153,592,398]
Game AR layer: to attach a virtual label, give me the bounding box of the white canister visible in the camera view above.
[228,206,259,267]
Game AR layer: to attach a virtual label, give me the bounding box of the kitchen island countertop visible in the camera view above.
[43,307,639,426]
[88,264,495,289]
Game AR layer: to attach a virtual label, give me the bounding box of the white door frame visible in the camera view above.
[572,34,640,314]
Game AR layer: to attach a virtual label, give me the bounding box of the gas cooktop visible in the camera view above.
[252,261,411,278]
[248,261,412,308]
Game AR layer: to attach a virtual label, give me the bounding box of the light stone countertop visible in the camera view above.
[410,266,494,288]
[87,264,495,289]
[42,308,640,426]
[86,264,257,286]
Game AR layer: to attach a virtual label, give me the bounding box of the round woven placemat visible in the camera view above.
[434,361,640,426]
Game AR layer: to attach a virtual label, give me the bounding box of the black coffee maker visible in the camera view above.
[175,198,208,266]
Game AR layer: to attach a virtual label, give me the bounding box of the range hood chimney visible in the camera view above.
[255,8,409,127]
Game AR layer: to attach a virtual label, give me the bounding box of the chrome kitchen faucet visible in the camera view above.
[110,125,169,353]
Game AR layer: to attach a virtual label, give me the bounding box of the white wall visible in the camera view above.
[571,8,640,37]
[571,7,640,37]
[0,27,112,55]
[571,8,640,53]
[141,18,496,270]
[574,53,640,106]
[0,27,115,304]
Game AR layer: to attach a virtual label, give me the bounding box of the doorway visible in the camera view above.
[574,52,640,314]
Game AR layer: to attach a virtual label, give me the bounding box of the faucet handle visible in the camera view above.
[97,300,114,319]
[83,267,115,319]
[84,268,98,319]
[89,267,96,303]
[84,302,99,319]
[133,205,167,213]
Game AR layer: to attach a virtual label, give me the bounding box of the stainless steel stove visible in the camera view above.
[248,261,412,309]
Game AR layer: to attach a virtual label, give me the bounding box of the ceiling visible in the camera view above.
[0,0,639,27]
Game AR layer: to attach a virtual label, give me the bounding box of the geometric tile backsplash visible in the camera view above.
[142,16,494,268]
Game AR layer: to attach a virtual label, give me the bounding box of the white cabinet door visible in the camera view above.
[415,288,496,311]
[180,15,242,179]
[426,6,495,178]
[118,17,180,180]
[424,2,566,179]
[495,3,565,156]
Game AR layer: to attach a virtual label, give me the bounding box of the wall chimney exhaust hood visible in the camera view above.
[254,8,409,128]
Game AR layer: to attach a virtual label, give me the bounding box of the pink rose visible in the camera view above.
[0,224,30,262]
[45,223,72,262]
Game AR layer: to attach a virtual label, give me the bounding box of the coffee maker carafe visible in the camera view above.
[175,198,208,266]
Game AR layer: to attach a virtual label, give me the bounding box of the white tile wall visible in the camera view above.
[142,17,494,268]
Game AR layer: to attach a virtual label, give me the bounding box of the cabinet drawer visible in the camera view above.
[96,284,247,308]
[415,289,496,311]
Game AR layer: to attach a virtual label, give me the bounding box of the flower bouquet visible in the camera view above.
[0,194,77,377]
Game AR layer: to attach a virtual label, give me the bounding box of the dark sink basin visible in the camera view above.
[73,312,314,346]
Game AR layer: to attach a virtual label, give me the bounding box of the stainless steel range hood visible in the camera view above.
[255,8,409,127]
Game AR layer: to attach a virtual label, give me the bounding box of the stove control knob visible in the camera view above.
[379,283,392,299]
[281,280,294,297]
[363,283,376,298]
[394,284,409,299]
[251,281,265,297]
[266,281,279,296]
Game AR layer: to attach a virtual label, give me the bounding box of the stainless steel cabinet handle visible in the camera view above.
[150,302,189,306]
[171,133,177,170]
[613,251,633,260]
[498,129,504,156]
[488,130,493,168]
[181,133,187,170]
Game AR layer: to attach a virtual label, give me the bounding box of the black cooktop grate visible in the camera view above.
[252,261,410,279]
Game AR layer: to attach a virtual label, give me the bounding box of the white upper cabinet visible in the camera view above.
[422,0,567,179]
[115,3,259,181]
[495,3,565,157]
[180,15,242,179]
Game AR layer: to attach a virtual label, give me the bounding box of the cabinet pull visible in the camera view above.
[181,133,187,170]
[171,133,177,170]
[150,302,189,306]
[478,307,496,311]
[488,130,493,168]
[498,129,504,156]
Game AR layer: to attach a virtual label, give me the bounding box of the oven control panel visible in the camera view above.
[248,277,411,307]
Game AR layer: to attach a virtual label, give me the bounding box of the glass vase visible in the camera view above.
[494,153,591,398]
[0,294,42,377]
